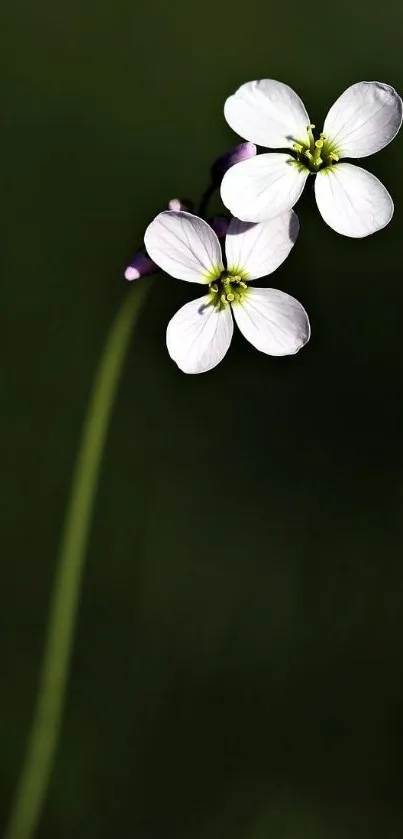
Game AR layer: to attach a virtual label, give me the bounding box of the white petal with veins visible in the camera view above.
[232,287,310,356]
[315,163,393,237]
[166,295,233,374]
[224,79,311,148]
[225,212,299,280]
[323,81,403,158]
[221,154,308,222]
[144,211,223,283]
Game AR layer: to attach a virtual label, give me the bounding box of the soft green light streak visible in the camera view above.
[4,282,150,839]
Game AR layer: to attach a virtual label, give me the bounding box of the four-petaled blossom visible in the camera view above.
[144,210,310,374]
[221,79,402,237]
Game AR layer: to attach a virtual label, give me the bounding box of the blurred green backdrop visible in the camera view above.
[1,0,403,836]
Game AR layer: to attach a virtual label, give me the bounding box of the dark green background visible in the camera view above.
[2,0,403,836]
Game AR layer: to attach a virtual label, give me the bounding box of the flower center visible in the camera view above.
[292,124,339,173]
[209,272,248,308]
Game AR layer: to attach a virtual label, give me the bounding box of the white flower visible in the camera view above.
[144,210,310,374]
[221,80,402,238]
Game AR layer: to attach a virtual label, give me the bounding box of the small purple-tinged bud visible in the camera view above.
[211,142,257,182]
[168,198,194,212]
[124,248,157,281]
[209,216,230,238]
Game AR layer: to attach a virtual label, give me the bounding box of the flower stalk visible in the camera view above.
[4,283,150,839]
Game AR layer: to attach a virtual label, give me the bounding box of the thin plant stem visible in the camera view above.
[4,282,150,839]
[198,182,217,219]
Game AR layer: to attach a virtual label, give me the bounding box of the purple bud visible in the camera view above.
[124,248,157,281]
[211,142,257,182]
[168,198,194,212]
[209,216,230,238]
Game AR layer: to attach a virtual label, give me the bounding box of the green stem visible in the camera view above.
[4,283,150,839]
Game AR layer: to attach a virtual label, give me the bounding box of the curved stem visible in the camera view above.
[198,182,217,219]
[4,282,151,839]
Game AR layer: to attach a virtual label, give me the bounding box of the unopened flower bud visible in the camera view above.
[124,248,157,281]
[168,198,194,212]
[211,142,257,182]
[209,216,230,238]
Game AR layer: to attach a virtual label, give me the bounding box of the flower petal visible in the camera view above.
[144,211,223,284]
[323,81,403,158]
[232,287,310,356]
[166,295,233,374]
[225,211,299,280]
[224,79,311,148]
[220,154,308,222]
[314,163,393,238]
